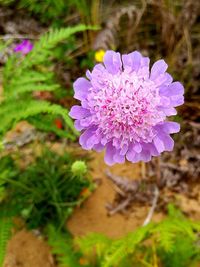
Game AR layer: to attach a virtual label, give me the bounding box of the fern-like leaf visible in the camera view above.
[102,224,153,267]
[1,24,99,140]
[20,25,98,69]
[28,115,71,138]
[0,212,13,267]
[47,224,82,267]
[76,232,112,258]
[0,100,78,139]
[151,217,198,252]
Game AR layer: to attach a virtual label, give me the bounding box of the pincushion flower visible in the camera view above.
[69,51,184,165]
[14,40,33,55]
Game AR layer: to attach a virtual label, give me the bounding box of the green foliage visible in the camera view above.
[158,235,200,267]
[47,224,82,267]
[70,0,91,23]
[0,0,69,23]
[0,0,99,24]
[1,25,96,142]
[74,206,200,267]
[29,115,71,139]
[0,0,13,4]
[79,224,153,267]
[76,232,112,265]
[44,207,200,267]
[19,0,69,23]
[0,210,13,267]
[0,155,17,203]
[19,25,96,68]
[0,149,92,229]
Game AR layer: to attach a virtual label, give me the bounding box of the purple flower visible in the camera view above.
[69,51,184,165]
[14,40,33,55]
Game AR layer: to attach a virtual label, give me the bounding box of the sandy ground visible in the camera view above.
[67,151,164,238]
[3,230,55,267]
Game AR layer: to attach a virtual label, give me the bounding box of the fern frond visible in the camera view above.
[6,84,59,99]
[47,224,82,267]
[153,221,176,252]
[1,24,98,139]
[102,224,153,267]
[76,212,200,267]
[0,212,13,267]
[0,100,77,139]
[7,71,54,85]
[20,24,98,69]
[28,115,73,139]
[76,232,112,257]
[151,218,198,252]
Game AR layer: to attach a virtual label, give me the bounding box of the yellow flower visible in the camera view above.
[95,49,105,62]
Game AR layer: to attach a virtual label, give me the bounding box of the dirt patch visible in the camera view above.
[67,151,164,238]
[3,230,55,267]
[67,142,200,238]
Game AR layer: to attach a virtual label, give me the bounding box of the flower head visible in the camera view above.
[69,51,184,165]
[14,40,33,55]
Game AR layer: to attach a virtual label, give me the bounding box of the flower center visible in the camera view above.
[88,71,165,146]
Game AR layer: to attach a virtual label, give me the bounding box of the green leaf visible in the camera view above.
[0,100,78,139]
[47,224,82,267]
[0,211,13,267]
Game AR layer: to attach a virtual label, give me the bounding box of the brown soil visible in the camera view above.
[3,230,55,267]
[67,151,164,238]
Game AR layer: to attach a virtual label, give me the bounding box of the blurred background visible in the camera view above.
[0,1,199,267]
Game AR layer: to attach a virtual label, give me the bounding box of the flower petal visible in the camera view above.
[105,142,116,165]
[113,152,125,164]
[103,50,122,74]
[69,105,90,119]
[79,127,97,150]
[159,82,184,108]
[158,106,177,116]
[162,134,174,151]
[139,150,151,162]
[93,143,104,152]
[137,56,150,78]
[163,121,180,133]
[141,143,159,157]
[122,51,142,72]
[74,78,91,100]
[86,134,100,149]
[160,82,184,97]
[153,136,165,153]
[133,143,142,153]
[74,120,85,131]
[120,144,129,155]
[154,73,173,87]
[150,59,168,80]
[168,82,184,95]
[156,122,180,134]
[126,144,136,162]
[154,133,174,152]
[170,95,184,107]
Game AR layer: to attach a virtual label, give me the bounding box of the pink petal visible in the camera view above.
[74,78,91,100]
[103,51,122,74]
[150,59,168,80]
